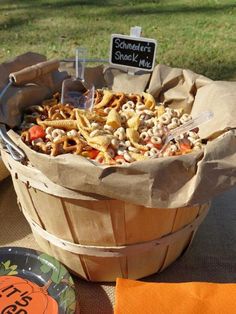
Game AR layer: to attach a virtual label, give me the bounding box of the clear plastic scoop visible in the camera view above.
[61,47,95,111]
[0,81,12,102]
[160,110,214,153]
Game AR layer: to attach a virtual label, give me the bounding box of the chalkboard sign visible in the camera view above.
[110,34,157,72]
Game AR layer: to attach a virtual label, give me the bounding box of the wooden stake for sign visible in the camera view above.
[128,26,142,76]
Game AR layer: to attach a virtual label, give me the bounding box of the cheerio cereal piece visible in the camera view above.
[146,142,154,149]
[147,128,154,137]
[104,107,111,114]
[136,102,146,112]
[117,145,127,155]
[91,122,100,130]
[152,126,164,137]
[144,118,154,128]
[159,113,171,125]
[123,151,134,163]
[188,131,200,140]
[32,138,44,145]
[128,146,139,153]
[52,129,66,142]
[144,151,153,158]
[114,127,126,141]
[151,136,162,146]
[140,132,149,142]
[67,129,79,137]
[169,144,178,153]
[180,113,192,124]
[167,117,180,130]
[149,147,159,157]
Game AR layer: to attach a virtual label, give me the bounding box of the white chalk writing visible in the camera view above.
[114,38,152,53]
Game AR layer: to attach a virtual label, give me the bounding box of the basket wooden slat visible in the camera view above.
[160,205,201,270]
[50,245,88,279]
[125,246,168,279]
[2,150,209,282]
[63,199,119,246]
[12,177,52,254]
[12,176,89,278]
[123,204,178,244]
[12,178,42,226]
[0,156,9,181]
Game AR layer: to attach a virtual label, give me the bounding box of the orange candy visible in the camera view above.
[29,125,46,141]
[147,140,162,150]
[178,138,192,152]
[87,149,99,159]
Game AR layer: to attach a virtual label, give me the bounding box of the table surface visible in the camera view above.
[0,177,235,314]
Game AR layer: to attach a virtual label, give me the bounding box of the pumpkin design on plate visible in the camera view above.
[0,248,77,313]
[0,275,58,313]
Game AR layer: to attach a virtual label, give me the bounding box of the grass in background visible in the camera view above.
[0,0,235,80]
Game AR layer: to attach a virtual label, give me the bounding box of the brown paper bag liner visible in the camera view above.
[103,66,151,93]
[1,148,107,201]
[147,64,212,113]
[7,128,236,209]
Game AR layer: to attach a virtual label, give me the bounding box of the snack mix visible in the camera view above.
[19,90,203,165]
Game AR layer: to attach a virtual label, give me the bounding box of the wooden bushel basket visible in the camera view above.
[2,149,209,282]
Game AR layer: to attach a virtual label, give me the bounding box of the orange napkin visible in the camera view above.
[115,278,236,314]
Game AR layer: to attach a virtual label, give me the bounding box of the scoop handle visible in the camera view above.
[76,47,87,81]
[0,81,12,102]
[166,111,214,143]
[9,59,59,85]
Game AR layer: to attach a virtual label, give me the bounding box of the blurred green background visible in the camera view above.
[0,0,235,80]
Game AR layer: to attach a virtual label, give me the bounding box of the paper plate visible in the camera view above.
[0,247,77,314]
